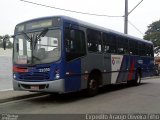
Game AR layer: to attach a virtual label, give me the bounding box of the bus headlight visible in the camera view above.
[55,73,60,79]
[55,68,60,79]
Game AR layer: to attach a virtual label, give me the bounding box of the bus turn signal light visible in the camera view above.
[13,66,28,73]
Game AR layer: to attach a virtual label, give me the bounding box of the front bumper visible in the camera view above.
[13,79,65,93]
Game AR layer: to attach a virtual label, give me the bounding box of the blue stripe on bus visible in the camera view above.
[116,55,130,83]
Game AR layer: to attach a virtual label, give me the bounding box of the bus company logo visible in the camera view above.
[112,56,121,65]
[112,58,115,65]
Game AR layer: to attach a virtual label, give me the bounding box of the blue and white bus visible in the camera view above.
[8,16,154,96]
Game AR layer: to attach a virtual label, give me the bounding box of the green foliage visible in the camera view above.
[144,20,160,54]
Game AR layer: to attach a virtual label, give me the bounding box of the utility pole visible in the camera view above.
[124,0,144,34]
[124,0,128,34]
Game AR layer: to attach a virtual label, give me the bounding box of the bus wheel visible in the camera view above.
[87,78,98,97]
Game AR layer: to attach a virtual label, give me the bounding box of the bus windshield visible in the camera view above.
[13,29,61,65]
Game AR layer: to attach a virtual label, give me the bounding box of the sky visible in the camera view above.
[0,0,160,39]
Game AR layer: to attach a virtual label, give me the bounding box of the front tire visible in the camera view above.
[87,78,98,97]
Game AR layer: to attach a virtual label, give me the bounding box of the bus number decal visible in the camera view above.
[39,68,50,72]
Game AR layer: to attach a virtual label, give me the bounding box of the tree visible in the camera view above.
[0,35,3,48]
[0,35,13,49]
[144,20,160,55]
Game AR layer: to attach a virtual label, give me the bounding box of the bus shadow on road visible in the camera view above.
[98,82,147,95]
[29,82,148,104]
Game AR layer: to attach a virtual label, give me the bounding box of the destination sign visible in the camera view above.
[15,17,61,32]
[26,20,52,30]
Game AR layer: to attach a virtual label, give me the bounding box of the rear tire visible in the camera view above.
[136,72,141,85]
[127,72,141,86]
[132,72,141,85]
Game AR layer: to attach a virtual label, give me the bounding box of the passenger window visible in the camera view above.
[117,37,129,55]
[146,45,154,57]
[129,40,138,55]
[103,33,117,54]
[87,29,102,53]
[138,43,146,56]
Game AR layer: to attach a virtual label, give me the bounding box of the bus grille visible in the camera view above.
[19,72,50,80]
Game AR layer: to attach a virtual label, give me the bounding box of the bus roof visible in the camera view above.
[16,15,153,45]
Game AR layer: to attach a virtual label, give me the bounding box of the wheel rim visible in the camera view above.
[137,74,141,84]
[89,79,97,90]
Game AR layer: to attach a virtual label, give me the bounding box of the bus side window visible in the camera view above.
[87,29,102,53]
[117,37,129,55]
[103,33,118,54]
[110,35,117,54]
[138,43,146,56]
[103,33,110,53]
[129,40,138,55]
[146,45,154,57]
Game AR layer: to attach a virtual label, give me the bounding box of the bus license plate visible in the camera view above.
[30,85,39,90]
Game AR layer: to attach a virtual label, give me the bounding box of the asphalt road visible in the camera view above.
[0,77,160,114]
[0,56,12,91]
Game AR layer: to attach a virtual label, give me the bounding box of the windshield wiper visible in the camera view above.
[32,55,41,61]
[34,28,48,49]
[21,31,32,42]
[21,31,33,51]
[38,28,49,38]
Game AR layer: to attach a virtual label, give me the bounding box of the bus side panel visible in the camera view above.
[127,56,154,80]
[140,56,154,78]
[116,55,130,83]
[103,54,112,85]
[127,56,137,81]
[149,57,154,76]
[111,55,138,83]
[141,56,148,77]
[65,59,81,92]
[110,55,124,84]
[80,53,104,89]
